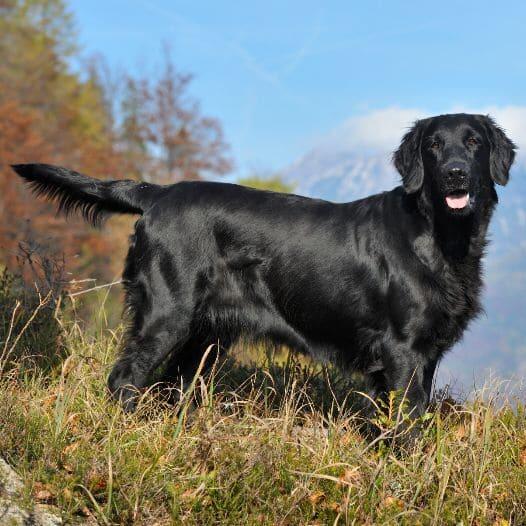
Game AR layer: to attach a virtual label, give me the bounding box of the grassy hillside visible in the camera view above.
[1,283,526,524]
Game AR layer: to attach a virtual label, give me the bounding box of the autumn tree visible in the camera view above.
[0,1,232,285]
[117,48,233,183]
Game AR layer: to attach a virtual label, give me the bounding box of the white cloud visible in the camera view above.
[317,107,425,155]
[316,105,526,163]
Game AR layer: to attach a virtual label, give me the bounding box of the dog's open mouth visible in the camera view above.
[445,191,470,210]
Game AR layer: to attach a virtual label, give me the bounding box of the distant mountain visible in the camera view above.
[284,148,526,395]
[285,149,397,202]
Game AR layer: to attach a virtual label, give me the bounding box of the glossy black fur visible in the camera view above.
[11,113,515,417]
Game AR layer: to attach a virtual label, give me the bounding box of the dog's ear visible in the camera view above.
[393,120,426,194]
[481,116,516,186]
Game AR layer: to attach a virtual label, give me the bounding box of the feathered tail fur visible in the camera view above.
[11,164,163,226]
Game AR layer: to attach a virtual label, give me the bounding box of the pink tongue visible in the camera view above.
[446,193,469,209]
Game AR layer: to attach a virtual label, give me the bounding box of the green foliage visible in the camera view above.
[0,0,83,114]
[238,173,295,193]
[2,0,77,57]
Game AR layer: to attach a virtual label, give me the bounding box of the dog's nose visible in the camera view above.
[448,167,466,178]
[444,161,469,189]
[445,162,468,182]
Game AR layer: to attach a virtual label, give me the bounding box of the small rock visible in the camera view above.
[0,458,23,497]
[0,496,31,525]
[0,457,63,525]
[34,504,63,526]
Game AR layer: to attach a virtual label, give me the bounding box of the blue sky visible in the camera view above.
[69,0,526,177]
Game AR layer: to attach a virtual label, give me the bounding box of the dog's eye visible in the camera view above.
[430,141,440,150]
[466,137,478,147]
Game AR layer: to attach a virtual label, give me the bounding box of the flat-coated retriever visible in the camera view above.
[12,113,515,421]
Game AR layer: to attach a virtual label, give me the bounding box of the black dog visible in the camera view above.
[12,113,515,419]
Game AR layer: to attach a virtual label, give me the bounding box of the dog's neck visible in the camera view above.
[414,189,497,263]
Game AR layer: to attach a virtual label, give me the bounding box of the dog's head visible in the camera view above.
[394,113,516,217]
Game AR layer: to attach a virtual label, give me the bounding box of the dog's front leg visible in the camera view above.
[371,348,434,447]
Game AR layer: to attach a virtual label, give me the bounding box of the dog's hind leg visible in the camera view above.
[107,246,195,411]
[108,314,192,412]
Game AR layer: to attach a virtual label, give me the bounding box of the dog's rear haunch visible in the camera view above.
[12,113,515,433]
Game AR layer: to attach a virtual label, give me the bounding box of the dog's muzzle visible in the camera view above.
[443,164,471,210]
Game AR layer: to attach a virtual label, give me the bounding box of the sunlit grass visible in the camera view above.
[1,309,526,524]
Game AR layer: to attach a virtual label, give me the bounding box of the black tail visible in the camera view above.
[11,163,163,226]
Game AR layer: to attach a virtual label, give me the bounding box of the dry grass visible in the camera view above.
[1,292,526,524]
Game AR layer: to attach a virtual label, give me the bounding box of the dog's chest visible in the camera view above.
[422,258,483,352]
[410,235,483,350]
